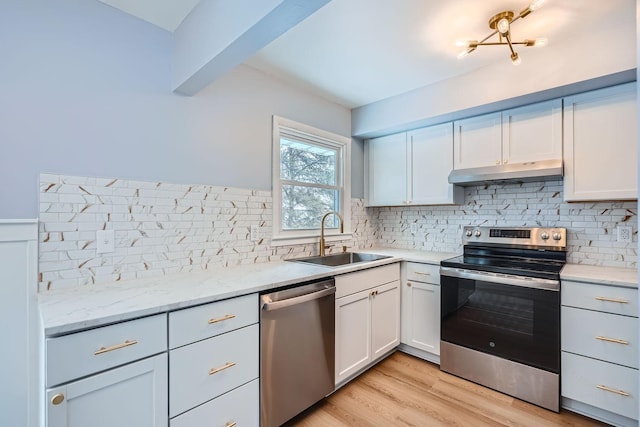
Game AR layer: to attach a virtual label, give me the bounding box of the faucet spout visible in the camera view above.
[319,211,344,256]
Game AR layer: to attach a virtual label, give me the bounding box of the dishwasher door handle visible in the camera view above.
[261,286,336,311]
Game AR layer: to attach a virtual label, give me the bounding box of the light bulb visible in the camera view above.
[511,52,521,65]
[457,49,470,59]
[529,0,546,11]
[455,40,470,47]
[533,38,547,47]
[497,17,510,35]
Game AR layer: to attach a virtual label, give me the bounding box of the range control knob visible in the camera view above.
[540,232,550,240]
[465,229,473,237]
[474,230,481,237]
[552,232,562,241]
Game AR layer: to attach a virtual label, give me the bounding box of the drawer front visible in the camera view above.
[562,352,638,420]
[562,280,638,317]
[169,324,259,417]
[406,262,439,284]
[170,378,258,427]
[46,314,167,387]
[562,306,638,368]
[335,263,400,298]
[169,293,258,349]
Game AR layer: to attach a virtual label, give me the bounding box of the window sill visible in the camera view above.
[270,232,354,248]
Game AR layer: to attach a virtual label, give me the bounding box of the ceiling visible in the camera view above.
[98,0,633,108]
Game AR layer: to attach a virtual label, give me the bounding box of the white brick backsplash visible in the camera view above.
[38,174,635,291]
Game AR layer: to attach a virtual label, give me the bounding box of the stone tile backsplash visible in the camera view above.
[39,174,636,290]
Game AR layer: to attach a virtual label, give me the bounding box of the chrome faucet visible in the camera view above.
[319,211,344,256]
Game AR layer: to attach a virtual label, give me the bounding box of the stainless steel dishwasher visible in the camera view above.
[260,278,335,427]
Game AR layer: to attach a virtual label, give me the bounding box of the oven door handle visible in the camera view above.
[439,267,559,291]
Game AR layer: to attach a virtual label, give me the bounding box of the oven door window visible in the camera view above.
[441,275,559,373]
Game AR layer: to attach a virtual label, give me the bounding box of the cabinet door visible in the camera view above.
[409,123,462,205]
[502,99,562,164]
[335,290,371,384]
[402,280,440,355]
[47,354,168,427]
[366,133,408,206]
[453,112,502,169]
[564,82,637,201]
[371,281,400,361]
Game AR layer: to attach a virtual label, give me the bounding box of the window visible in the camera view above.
[272,116,351,244]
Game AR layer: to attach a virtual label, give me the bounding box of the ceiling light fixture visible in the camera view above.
[457,0,548,65]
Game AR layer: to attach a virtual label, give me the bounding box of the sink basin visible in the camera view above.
[288,252,391,267]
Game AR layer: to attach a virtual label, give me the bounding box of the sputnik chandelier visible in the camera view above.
[457,0,547,65]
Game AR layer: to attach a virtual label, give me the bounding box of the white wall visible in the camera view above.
[352,3,637,137]
[0,0,353,219]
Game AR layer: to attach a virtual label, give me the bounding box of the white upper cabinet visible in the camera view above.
[453,100,562,169]
[366,133,408,206]
[366,123,462,206]
[563,82,637,201]
[502,99,563,164]
[408,123,463,205]
[453,112,503,169]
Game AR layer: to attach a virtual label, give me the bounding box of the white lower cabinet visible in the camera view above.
[561,279,638,426]
[46,354,168,427]
[335,263,400,385]
[170,379,258,427]
[400,262,440,361]
[44,314,169,427]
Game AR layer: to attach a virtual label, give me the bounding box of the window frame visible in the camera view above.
[272,116,351,246]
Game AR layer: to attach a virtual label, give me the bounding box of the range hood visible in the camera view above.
[448,159,563,186]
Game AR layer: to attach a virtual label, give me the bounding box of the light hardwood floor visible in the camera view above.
[286,351,608,427]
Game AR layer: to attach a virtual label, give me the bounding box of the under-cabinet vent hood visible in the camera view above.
[448,159,563,186]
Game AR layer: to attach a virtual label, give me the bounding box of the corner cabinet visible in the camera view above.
[335,263,400,386]
[563,82,638,201]
[366,123,462,207]
[399,262,440,364]
[453,99,562,169]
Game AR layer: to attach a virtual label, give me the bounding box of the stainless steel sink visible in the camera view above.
[288,252,391,267]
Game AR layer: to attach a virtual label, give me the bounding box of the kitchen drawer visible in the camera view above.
[562,306,638,368]
[562,352,638,420]
[46,313,167,387]
[170,378,258,427]
[169,323,259,417]
[562,280,638,317]
[335,262,400,298]
[406,262,439,284]
[169,293,258,349]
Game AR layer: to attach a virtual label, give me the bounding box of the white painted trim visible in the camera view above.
[272,116,352,243]
[0,220,38,241]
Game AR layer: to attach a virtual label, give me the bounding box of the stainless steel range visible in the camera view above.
[440,226,566,412]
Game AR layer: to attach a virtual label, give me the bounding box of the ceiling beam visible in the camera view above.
[173,0,331,96]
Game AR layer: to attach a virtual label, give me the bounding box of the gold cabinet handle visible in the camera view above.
[596,336,629,345]
[94,339,138,355]
[226,422,237,427]
[414,271,431,276]
[597,384,630,397]
[407,282,412,287]
[595,296,629,304]
[209,361,236,376]
[51,393,65,405]
[208,314,236,324]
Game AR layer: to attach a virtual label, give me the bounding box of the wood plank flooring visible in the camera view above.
[286,351,608,427]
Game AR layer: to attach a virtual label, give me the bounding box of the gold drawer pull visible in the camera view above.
[209,361,236,376]
[597,384,630,397]
[94,340,138,355]
[51,394,65,405]
[414,271,431,276]
[596,336,629,345]
[208,314,236,324]
[595,296,629,304]
[226,422,237,427]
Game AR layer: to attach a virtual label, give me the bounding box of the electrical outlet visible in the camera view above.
[617,225,632,243]
[250,225,259,241]
[96,229,115,253]
[410,223,418,235]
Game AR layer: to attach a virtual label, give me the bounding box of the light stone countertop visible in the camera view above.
[40,248,456,337]
[560,264,638,288]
